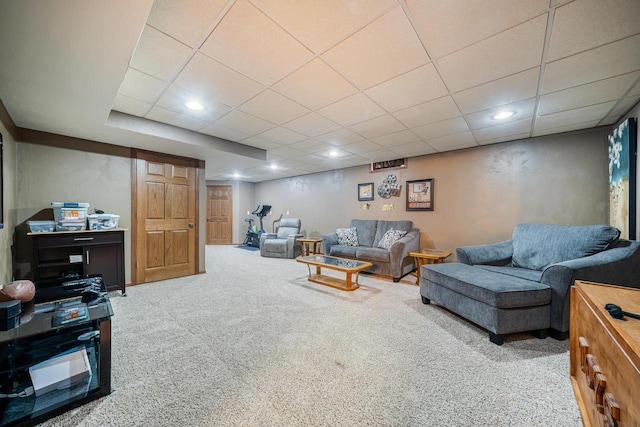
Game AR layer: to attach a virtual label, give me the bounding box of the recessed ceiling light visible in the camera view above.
[185,101,204,111]
[492,111,515,120]
[233,172,240,178]
[329,150,340,157]
[270,164,278,170]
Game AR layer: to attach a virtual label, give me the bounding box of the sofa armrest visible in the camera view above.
[389,228,420,279]
[541,240,640,334]
[456,239,513,266]
[322,232,338,255]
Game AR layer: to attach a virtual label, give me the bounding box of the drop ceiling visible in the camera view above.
[1,0,639,182]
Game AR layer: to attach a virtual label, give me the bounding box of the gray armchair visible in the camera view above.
[260,218,303,258]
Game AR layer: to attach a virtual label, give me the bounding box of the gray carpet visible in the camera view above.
[41,245,582,426]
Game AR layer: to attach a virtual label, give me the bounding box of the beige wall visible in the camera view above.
[0,111,18,283]
[255,128,609,259]
[16,141,133,281]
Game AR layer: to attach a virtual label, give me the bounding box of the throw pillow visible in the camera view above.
[336,227,359,246]
[377,228,407,250]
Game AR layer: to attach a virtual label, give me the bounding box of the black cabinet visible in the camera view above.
[0,297,112,427]
[29,230,125,295]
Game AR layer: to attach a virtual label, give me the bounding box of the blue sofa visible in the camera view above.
[420,223,640,344]
[322,219,420,281]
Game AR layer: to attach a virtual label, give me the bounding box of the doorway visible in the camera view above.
[206,185,233,244]
[132,150,198,284]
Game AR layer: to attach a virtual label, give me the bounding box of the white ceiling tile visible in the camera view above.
[238,90,309,125]
[390,141,435,157]
[240,136,282,150]
[426,131,477,151]
[365,63,448,112]
[155,84,231,122]
[454,68,540,114]
[288,138,332,153]
[406,0,549,58]
[214,110,276,134]
[547,0,640,62]
[629,82,640,97]
[349,114,406,138]
[543,34,640,94]
[473,119,532,142]
[257,126,307,144]
[268,145,307,159]
[292,153,326,165]
[607,96,640,118]
[532,120,601,137]
[341,140,383,154]
[316,128,365,146]
[175,53,264,107]
[130,25,193,81]
[323,6,430,89]
[118,68,167,103]
[282,112,342,137]
[539,71,640,115]
[465,98,536,130]
[535,101,618,130]
[437,15,547,92]
[111,95,151,117]
[373,130,422,148]
[272,58,358,110]
[600,117,619,126]
[360,150,401,163]
[317,93,386,126]
[147,0,228,48]
[250,0,396,53]
[412,116,469,140]
[477,132,530,146]
[393,96,461,128]
[200,123,251,142]
[200,0,313,85]
[146,106,209,131]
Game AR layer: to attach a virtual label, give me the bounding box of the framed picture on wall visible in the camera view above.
[608,118,637,239]
[358,182,374,201]
[406,179,434,211]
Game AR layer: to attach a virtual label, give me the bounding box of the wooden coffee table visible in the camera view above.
[297,255,372,291]
[409,249,452,285]
[297,237,322,256]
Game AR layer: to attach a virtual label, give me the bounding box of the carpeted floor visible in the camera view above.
[41,245,582,426]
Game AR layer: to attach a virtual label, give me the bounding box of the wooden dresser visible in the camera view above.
[570,281,640,426]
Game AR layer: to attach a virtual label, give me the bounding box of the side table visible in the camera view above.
[409,249,452,285]
[297,238,322,256]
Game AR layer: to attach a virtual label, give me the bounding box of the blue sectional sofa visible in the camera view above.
[420,223,640,344]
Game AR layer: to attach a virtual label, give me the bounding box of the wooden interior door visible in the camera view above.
[206,185,232,244]
[133,151,198,284]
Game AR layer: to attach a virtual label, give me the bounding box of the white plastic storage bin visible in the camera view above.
[27,220,56,233]
[51,202,89,231]
[87,214,120,230]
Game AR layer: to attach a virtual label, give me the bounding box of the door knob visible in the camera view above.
[188,223,195,228]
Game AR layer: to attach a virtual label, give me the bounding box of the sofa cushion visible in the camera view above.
[377,229,408,250]
[330,245,358,259]
[511,223,621,271]
[336,227,359,246]
[355,247,390,263]
[373,220,413,247]
[349,219,378,247]
[423,263,551,309]
[476,265,543,283]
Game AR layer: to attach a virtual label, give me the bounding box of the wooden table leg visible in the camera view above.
[345,272,353,289]
[415,258,426,285]
[312,241,321,254]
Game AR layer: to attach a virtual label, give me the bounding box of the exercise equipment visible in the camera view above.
[242,205,271,247]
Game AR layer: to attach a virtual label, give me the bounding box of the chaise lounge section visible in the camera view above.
[420,223,640,344]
